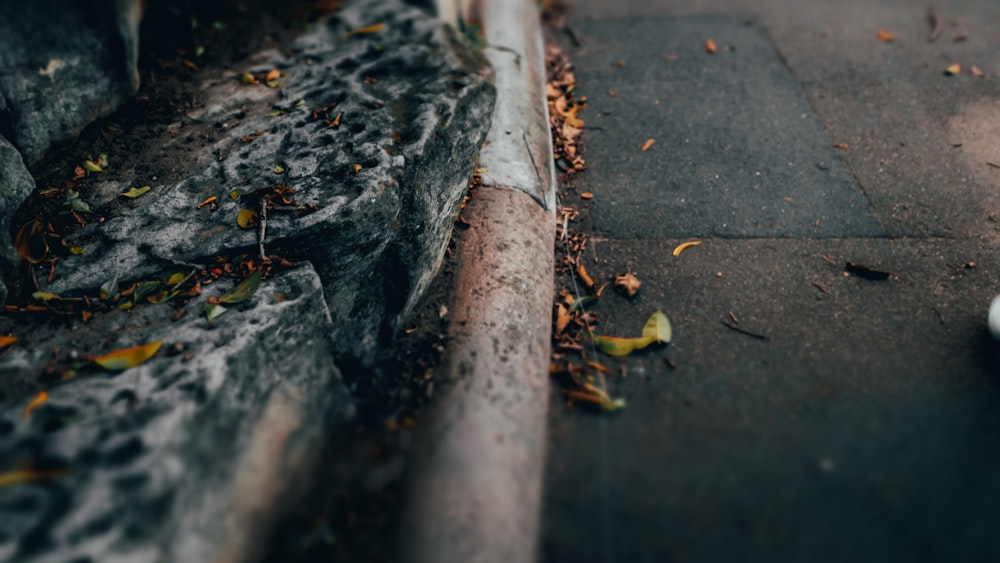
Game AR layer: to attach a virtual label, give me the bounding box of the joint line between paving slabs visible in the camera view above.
[560,194,615,562]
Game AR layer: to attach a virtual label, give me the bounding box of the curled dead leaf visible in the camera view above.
[23,391,49,419]
[876,28,894,42]
[705,38,717,53]
[0,336,17,350]
[576,264,596,289]
[641,138,655,152]
[555,303,571,334]
[672,240,702,256]
[614,271,642,297]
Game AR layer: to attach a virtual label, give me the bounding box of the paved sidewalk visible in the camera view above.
[543,1,1000,561]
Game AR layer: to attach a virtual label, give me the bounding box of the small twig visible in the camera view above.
[987,162,1000,169]
[258,200,268,261]
[810,281,829,294]
[821,254,837,265]
[928,6,941,42]
[932,307,945,324]
[728,311,739,324]
[722,320,769,341]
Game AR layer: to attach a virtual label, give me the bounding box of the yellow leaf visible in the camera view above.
[69,246,85,255]
[0,335,17,350]
[0,469,66,488]
[672,240,702,256]
[166,272,186,286]
[594,335,655,356]
[32,292,60,301]
[641,138,655,152]
[345,23,385,37]
[945,63,960,76]
[23,391,49,419]
[237,209,258,229]
[83,160,103,173]
[642,310,672,344]
[92,341,163,371]
[273,164,285,174]
[120,186,151,198]
[240,72,257,85]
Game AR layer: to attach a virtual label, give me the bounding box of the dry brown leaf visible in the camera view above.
[970,65,984,77]
[641,138,655,152]
[876,28,894,42]
[705,38,717,53]
[615,271,642,297]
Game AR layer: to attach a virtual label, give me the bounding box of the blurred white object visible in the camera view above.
[989,296,1000,341]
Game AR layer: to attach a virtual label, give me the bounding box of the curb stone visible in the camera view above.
[398,0,555,561]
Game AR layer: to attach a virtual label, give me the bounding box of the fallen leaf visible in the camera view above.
[273,164,285,174]
[240,72,257,85]
[576,264,596,289]
[642,309,672,344]
[555,303,571,334]
[945,63,961,76]
[876,28,894,42]
[845,262,892,281]
[31,292,60,302]
[217,270,263,304]
[581,192,593,199]
[83,160,103,173]
[23,391,49,419]
[100,272,120,300]
[705,38,717,53]
[346,22,385,37]
[92,341,163,371]
[166,272,186,286]
[237,209,258,229]
[594,335,655,356]
[641,138,655,152]
[568,295,598,312]
[197,196,218,209]
[833,143,849,149]
[614,271,642,297]
[265,69,280,82]
[970,65,984,77]
[0,469,67,488]
[672,240,702,256]
[69,246,85,255]
[203,302,227,322]
[15,219,48,263]
[351,163,362,174]
[0,336,17,350]
[120,186,151,198]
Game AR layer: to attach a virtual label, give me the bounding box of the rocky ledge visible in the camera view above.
[0,0,495,560]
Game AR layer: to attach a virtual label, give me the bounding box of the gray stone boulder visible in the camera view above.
[0,0,141,166]
[41,0,495,365]
[0,264,354,563]
[0,138,34,306]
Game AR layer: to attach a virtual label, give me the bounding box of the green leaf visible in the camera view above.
[642,310,672,344]
[32,291,60,301]
[120,186,151,198]
[594,335,655,356]
[272,164,285,174]
[203,302,227,322]
[82,160,103,173]
[229,189,242,201]
[92,340,162,371]
[267,110,284,118]
[69,246,85,255]
[218,270,262,304]
[133,281,162,303]
[100,272,120,300]
[165,272,186,286]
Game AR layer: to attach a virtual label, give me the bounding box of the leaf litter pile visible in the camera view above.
[545,40,672,413]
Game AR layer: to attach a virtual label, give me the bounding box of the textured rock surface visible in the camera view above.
[0,138,34,306]
[41,0,494,363]
[0,0,140,166]
[0,265,354,563]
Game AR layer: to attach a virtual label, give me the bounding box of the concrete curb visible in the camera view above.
[398,1,555,562]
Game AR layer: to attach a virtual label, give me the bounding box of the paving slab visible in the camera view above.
[565,16,884,239]
[543,236,1000,563]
